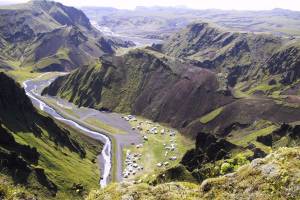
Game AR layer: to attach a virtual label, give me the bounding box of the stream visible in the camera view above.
[23,76,112,188]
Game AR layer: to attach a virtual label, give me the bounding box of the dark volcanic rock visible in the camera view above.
[256,123,300,147]
[266,44,300,85]
[42,49,234,136]
[35,167,57,195]
[268,79,277,85]
[257,134,273,146]
[185,98,300,136]
[181,132,237,171]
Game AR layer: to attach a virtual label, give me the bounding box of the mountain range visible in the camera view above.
[83,6,300,40]
[43,20,300,198]
[0,0,132,72]
[44,22,300,137]
[0,0,300,199]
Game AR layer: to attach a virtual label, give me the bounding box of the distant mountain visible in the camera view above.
[43,22,300,153]
[33,8,300,200]
[0,0,132,72]
[83,6,300,40]
[42,43,300,186]
[159,22,300,94]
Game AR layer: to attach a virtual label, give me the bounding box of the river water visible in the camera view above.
[23,76,111,188]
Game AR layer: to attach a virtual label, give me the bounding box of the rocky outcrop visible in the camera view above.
[257,123,300,147]
[181,132,237,175]
[86,147,300,200]
[199,147,300,199]
[265,42,300,84]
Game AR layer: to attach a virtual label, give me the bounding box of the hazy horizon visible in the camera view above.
[1,0,300,11]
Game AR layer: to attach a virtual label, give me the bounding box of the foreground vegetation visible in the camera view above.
[0,116,102,200]
[87,147,300,200]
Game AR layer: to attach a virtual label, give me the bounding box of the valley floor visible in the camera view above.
[25,73,193,184]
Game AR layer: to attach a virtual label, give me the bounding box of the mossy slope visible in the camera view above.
[0,72,102,199]
[87,147,300,200]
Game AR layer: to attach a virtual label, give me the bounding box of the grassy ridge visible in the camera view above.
[200,107,224,124]
[0,72,102,199]
[9,120,102,199]
[86,147,300,200]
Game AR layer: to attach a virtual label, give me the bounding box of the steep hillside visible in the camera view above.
[41,23,300,189]
[161,22,281,62]
[199,147,300,199]
[184,98,300,137]
[157,122,300,184]
[0,0,131,72]
[0,0,92,39]
[265,41,300,84]
[160,22,285,86]
[86,147,300,200]
[154,23,300,109]
[42,48,234,135]
[0,72,102,199]
[42,43,300,137]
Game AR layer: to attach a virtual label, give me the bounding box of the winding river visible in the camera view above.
[23,75,112,188]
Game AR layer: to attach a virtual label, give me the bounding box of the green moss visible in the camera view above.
[12,124,101,199]
[227,120,278,148]
[219,153,250,175]
[56,48,71,61]
[199,107,223,124]
[271,90,282,99]
[246,83,275,94]
[35,57,60,69]
[5,68,41,82]
[220,162,232,174]
[234,125,278,146]
[86,181,201,200]
[252,141,272,153]
[111,137,118,182]
[5,59,21,69]
[199,147,300,199]
[0,176,36,199]
[233,82,252,98]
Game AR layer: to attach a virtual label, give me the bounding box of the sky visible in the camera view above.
[1,0,300,11]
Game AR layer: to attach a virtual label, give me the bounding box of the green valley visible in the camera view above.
[1,0,300,199]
